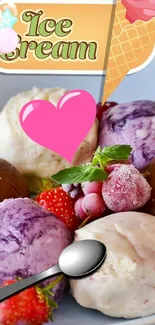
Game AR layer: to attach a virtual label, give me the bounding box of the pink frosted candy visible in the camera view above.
[102,164,151,212]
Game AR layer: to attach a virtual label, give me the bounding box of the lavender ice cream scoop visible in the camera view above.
[0,198,72,302]
[99,100,155,169]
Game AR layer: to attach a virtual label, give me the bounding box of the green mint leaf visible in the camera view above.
[92,155,99,166]
[102,145,132,160]
[92,148,110,168]
[52,165,108,184]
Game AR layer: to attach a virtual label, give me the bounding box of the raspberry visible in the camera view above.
[102,164,151,212]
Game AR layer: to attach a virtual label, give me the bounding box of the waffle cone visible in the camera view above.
[102,0,155,103]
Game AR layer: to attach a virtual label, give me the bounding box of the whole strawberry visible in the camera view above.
[0,278,60,325]
[35,187,80,233]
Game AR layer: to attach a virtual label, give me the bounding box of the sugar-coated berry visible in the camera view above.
[73,183,79,187]
[74,197,87,220]
[70,188,82,199]
[82,193,106,218]
[82,181,102,195]
[61,183,82,199]
[62,184,74,192]
[102,164,151,212]
[105,164,122,174]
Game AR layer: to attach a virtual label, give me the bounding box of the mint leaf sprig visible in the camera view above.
[92,145,132,167]
[52,165,108,184]
[52,145,132,184]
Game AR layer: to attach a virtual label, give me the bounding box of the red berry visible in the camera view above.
[0,280,51,325]
[74,197,87,220]
[82,181,102,195]
[96,102,118,120]
[102,164,151,212]
[82,193,106,218]
[36,187,80,232]
[105,164,122,174]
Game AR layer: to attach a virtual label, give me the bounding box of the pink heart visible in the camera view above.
[19,90,96,163]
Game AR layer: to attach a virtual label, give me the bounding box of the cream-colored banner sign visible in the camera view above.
[0,1,115,74]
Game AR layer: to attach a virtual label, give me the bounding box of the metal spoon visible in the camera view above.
[0,240,106,302]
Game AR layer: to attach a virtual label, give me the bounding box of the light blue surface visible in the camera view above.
[0,57,155,325]
[109,58,155,103]
[47,291,155,325]
[0,58,154,109]
[0,73,104,109]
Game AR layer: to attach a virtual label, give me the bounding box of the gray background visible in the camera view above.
[109,58,155,103]
[0,73,104,109]
[0,58,155,325]
[0,58,155,110]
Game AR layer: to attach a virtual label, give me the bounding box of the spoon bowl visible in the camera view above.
[0,239,107,301]
[59,239,106,277]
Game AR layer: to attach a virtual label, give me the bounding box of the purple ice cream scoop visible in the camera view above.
[0,198,72,303]
[99,100,155,169]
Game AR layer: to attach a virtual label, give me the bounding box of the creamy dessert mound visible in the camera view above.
[70,211,155,319]
[0,198,72,303]
[99,100,155,170]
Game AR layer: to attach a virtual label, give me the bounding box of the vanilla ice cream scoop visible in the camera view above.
[0,87,98,179]
[70,211,155,319]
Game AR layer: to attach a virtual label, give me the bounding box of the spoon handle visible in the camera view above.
[0,264,61,302]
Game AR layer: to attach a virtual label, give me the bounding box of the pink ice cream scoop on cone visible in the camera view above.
[122,0,155,23]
